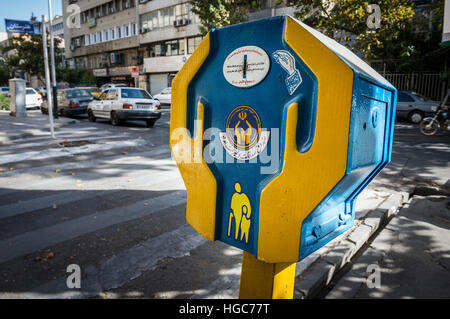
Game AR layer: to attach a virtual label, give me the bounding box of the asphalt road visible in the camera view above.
[0,110,448,298]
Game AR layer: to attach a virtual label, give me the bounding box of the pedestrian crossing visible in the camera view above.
[0,111,391,299]
[0,113,237,299]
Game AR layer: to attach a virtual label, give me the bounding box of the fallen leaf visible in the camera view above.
[122,152,128,155]
[144,202,148,206]
[55,169,61,173]
[71,172,76,176]
[52,204,57,209]
[9,167,14,171]
[47,252,54,259]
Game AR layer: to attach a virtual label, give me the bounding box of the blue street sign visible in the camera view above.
[5,19,41,35]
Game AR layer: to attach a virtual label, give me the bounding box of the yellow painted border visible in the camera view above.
[170,34,217,241]
[257,17,354,262]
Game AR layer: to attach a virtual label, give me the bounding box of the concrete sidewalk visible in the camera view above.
[325,195,450,299]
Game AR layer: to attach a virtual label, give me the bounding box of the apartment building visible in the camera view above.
[47,14,65,39]
[138,0,296,95]
[62,0,296,90]
[63,0,140,86]
[138,0,203,94]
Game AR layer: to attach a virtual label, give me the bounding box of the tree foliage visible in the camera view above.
[1,34,63,82]
[280,0,415,60]
[191,0,262,34]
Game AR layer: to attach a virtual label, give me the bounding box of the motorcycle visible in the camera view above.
[419,90,449,136]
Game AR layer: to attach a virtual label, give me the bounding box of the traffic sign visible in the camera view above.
[131,66,139,78]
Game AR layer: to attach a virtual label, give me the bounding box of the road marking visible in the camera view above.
[15,224,206,299]
[0,139,147,166]
[0,170,182,220]
[0,145,171,180]
[0,190,187,264]
[0,153,175,197]
[0,132,117,153]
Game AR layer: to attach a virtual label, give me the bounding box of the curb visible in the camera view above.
[293,187,413,299]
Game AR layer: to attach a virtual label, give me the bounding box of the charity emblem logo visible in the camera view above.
[219,106,270,161]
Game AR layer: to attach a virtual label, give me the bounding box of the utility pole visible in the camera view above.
[42,15,55,139]
[48,0,58,118]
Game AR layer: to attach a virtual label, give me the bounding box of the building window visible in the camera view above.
[122,24,129,37]
[110,28,115,40]
[130,23,136,36]
[115,26,121,39]
[85,34,90,46]
[97,31,102,42]
[148,38,186,57]
[140,2,195,32]
[187,36,202,54]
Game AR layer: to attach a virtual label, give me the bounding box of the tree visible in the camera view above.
[191,0,262,34]
[60,69,96,86]
[1,34,63,83]
[381,0,449,72]
[278,0,415,61]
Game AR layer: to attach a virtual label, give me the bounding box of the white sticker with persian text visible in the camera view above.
[223,46,270,88]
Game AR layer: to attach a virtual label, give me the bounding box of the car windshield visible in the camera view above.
[121,89,152,99]
[26,89,36,95]
[411,92,429,101]
[161,88,171,94]
[66,89,92,98]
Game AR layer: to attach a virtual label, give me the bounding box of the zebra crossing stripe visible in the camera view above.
[0,190,187,264]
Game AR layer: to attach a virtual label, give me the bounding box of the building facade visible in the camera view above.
[63,0,140,86]
[62,0,296,92]
[138,0,203,94]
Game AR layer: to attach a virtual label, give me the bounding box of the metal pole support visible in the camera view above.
[239,252,296,299]
[52,86,58,118]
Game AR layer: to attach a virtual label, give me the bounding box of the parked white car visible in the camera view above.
[153,87,172,106]
[87,87,161,127]
[100,83,127,91]
[26,88,43,109]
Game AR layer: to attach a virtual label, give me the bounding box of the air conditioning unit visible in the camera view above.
[75,38,81,47]
[141,27,149,33]
[173,19,181,27]
[139,0,148,3]
[110,7,115,13]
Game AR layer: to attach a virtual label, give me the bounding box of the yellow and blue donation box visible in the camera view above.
[170,16,397,265]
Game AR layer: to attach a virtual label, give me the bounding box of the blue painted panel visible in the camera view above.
[186,16,318,256]
[298,73,397,260]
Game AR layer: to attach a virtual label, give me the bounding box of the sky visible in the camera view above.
[0,0,63,32]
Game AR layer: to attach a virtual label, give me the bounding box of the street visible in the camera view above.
[0,109,449,299]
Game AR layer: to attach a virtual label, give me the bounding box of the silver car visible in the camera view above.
[396,91,439,124]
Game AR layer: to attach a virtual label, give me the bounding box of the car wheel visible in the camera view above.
[111,111,121,126]
[88,110,96,122]
[145,119,156,128]
[41,107,47,114]
[408,110,424,124]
